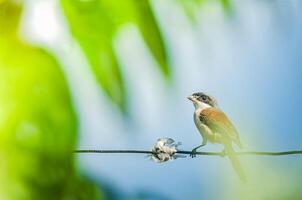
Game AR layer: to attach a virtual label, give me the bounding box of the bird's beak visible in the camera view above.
[187,96,194,101]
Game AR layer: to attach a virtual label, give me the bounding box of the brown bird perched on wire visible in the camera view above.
[188,92,246,182]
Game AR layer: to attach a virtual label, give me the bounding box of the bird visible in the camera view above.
[187,92,246,182]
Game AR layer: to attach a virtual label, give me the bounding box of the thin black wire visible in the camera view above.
[74,149,302,156]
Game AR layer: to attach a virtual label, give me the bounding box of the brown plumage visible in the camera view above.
[188,92,246,182]
[199,107,246,182]
[199,107,242,148]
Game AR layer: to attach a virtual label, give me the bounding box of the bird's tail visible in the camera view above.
[225,144,247,182]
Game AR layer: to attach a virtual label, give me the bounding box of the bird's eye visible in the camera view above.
[202,96,207,101]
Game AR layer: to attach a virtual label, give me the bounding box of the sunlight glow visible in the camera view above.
[28,1,60,44]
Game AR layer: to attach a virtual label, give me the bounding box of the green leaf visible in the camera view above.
[177,0,232,22]
[0,2,101,199]
[61,0,171,111]
[61,0,127,111]
[220,0,232,14]
[100,0,170,78]
[133,0,170,78]
[0,0,21,35]
[177,0,204,23]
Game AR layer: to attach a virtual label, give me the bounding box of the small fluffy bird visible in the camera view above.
[188,92,246,182]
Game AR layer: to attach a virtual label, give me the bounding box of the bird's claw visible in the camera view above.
[190,149,197,158]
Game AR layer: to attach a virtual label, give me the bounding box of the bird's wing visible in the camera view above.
[199,107,241,147]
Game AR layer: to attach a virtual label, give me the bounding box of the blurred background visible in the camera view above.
[1,0,302,199]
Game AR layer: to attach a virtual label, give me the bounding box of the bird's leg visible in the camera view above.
[190,139,207,158]
[190,145,204,158]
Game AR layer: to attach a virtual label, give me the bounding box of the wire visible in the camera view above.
[74,149,302,156]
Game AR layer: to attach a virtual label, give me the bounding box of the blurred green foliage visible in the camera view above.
[178,0,231,22]
[0,1,101,199]
[60,0,170,112]
[0,0,236,199]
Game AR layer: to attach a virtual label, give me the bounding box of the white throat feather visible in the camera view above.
[193,101,211,111]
